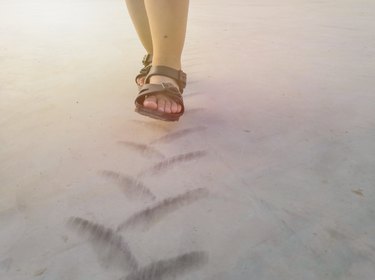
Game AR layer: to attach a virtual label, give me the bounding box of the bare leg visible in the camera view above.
[125,0,153,54]
[143,0,189,114]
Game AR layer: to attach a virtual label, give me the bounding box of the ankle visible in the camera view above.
[152,56,181,70]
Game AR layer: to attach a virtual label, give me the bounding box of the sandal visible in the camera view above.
[134,65,187,122]
[135,54,152,88]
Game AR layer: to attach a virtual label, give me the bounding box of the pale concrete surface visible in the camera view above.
[1,0,375,279]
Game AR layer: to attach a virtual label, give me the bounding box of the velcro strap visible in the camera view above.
[146,66,187,93]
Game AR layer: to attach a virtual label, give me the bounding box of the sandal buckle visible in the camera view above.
[161,82,179,94]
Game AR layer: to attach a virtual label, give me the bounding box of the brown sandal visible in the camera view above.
[134,65,187,122]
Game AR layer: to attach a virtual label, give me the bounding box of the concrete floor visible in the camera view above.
[1,0,375,279]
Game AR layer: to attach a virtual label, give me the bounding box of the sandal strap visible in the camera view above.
[135,64,152,86]
[142,53,153,67]
[145,66,187,93]
[135,54,152,86]
[139,64,152,75]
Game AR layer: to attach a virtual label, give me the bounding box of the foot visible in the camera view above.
[136,75,146,87]
[142,75,182,114]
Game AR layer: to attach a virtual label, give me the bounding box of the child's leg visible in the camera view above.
[142,0,189,114]
[125,0,153,54]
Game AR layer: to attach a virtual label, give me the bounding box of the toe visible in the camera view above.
[143,96,158,110]
[164,99,172,114]
[171,101,178,113]
[136,75,145,86]
[177,103,182,113]
[157,98,166,112]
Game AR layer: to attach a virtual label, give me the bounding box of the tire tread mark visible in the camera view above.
[67,217,139,272]
[138,151,207,177]
[117,188,209,232]
[150,126,206,144]
[118,141,165,159]
[122,251,208,280]
[101,170,156,201]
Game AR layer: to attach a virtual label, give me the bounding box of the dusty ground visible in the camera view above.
[1,0,375,279]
